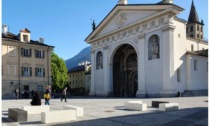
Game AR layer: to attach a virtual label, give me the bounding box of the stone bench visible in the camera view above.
[8,108,27,122]
[21,105,50,114]
[63,105,84,117]
[152,101,169,108]
[124,101,147,111]
[41,110,76,124]
[159,103,179,111]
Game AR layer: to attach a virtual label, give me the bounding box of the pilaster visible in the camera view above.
[136,33,146,97]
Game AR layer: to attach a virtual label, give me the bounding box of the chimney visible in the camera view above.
[118,0,128,5]
[39,38,44,43]
[2,25,8,35]
[162,0,173,4]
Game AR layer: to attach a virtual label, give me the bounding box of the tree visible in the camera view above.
[51,51,68,92]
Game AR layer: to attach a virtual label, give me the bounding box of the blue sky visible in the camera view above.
[2,0,208,60]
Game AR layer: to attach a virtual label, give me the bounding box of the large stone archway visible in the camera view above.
[113,44,138,97]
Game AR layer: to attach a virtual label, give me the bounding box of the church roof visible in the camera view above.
[188,0,201,24]
[186,49,208,57]
[85,3,184,43]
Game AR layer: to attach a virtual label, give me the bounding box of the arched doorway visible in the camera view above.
[113,44,138,97]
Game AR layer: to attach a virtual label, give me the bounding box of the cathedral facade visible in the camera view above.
[85,0,208,97]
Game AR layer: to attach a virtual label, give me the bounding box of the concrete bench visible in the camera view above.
[124,101,142,108]
[21,105,50,114]
[152,101,169,108]
[124,101,147,111]
[159,103,179,111]
[41,110,76,124]
[63,105,84,117]
[8,108,27,122]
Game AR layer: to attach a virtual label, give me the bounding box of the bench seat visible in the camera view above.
[159,103,179,111]
[63,105,84,117]
[41,110,76,124]
[21,105,50,114]
[8,108,27,122]
[124,101,147,111]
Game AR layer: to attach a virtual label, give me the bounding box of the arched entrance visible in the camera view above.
[113,44,138,97]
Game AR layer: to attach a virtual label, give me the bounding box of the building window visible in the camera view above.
[35,50,45,58]
[21,67,32,76]
[23,35,28,42]
[96,51,103,69]
[177,68,181,82]
[197,34,199,39]
[190,34,194,37]
[191,45,194,51]
[186,27,188,33]
[8,46,16,56]
[35,68,45,77]
[201,35,203,39]
[197,26,199,31]
[8,65,16,76]
[190,26,193,32]
[194,60,197,71]
[148,35,160,60]
[201,27,202,32]
[21,48,32,57]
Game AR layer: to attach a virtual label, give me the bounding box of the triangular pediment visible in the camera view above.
[86,4,184,43]
[96,10,160,37]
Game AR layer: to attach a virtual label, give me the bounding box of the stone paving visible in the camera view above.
[2,96,208,126]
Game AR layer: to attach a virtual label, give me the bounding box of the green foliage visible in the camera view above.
[51,51,68,91]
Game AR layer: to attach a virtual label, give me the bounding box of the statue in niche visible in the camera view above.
[151,37,159,59]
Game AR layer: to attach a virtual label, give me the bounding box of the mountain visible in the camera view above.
[65,46,91,70]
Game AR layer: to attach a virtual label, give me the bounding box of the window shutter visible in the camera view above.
[21,48,24,56]
[42,50,45,58]
[21,67,24,76]
[30,67,32,76]
[35,67,37,76]
[35,50,37,58]
[43,68,45,77]
[29,49,32,57]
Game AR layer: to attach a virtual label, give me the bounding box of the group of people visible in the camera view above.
[30,86,68,106]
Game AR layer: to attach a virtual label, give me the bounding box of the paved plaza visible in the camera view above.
[2,96,208,126]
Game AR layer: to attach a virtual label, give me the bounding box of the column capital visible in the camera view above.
[91,49,95,54]
[138,33,146,40]
[161,25,176,32]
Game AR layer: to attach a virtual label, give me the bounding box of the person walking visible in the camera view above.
[44,89,50,105]
[30,91,41,106]
[61,87,67,102]
[14,88,19,99]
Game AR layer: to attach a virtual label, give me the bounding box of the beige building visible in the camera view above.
[68,62,91,95]
[2,25,54,99]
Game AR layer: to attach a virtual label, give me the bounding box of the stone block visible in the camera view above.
[159,103,179,111]
[22,105,50,114]
[125,102,147,111]
[8,108,27,122]
[41,110,76,124]
[152,101,169,108]
[125,101,142,108]
[63,105,84,117]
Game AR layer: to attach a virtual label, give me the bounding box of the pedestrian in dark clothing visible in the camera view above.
[31,90,34,98]
[44,89,50,105]
[61,87,67,102]
[30,91,41,106]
